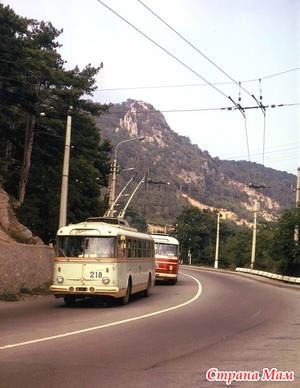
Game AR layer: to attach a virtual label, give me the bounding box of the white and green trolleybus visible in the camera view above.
[50,217,155,306]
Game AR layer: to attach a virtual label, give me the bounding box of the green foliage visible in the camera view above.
[173,206,219,265]
[271,208,300,275]
[0,5,112,242]
[220,229,252,269]
[173,206,300,276]
[125,210,148,232]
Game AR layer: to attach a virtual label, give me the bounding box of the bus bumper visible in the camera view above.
[50,285,121,298]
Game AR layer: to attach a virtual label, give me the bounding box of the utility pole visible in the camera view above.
[59,106,72,229]
[294,167,300,244]
[250,199,258,270]
[107,136,144,217]
[214,212,220,269]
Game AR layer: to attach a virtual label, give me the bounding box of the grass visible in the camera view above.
[0,280,52,302]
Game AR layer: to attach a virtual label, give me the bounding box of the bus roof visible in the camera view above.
[57,219,154,240]
[151,234,179,245]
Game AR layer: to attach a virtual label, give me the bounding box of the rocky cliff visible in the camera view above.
[96,99,295,226]
[0,186,43,245]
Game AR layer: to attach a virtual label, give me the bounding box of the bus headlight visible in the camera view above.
[57,275,64,283]
[102,277,110,285]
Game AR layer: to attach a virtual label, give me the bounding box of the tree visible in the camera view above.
[16,106,112,242]
[220,228,252,269]
[0,5,107,205]
[173,206,219,265]
[271,208,300,275]
[0,5,112,242]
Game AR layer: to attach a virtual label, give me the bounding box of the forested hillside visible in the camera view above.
[96,99,296,227]
[0,4,112,242]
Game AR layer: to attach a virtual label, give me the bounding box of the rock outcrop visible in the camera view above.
[0,186,43,245]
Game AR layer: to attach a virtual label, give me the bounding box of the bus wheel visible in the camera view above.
[120,278,131,305]
[169,278,177,285]
[64,295,76,307]
[144,274,152,297]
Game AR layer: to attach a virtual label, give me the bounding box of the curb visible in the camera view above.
[235,268,300,285]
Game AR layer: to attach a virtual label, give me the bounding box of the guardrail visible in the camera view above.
[235,268,300,285]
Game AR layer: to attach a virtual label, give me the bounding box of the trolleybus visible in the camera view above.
[50,217,155,306]
[152,234,179,285]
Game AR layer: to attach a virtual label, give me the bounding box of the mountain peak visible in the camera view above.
[96,100,295,226]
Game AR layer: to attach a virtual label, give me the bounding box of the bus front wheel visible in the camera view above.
[120,278,131,305]
[64,295,76,307]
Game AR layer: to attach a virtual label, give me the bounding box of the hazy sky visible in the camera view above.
[3,0,300,174]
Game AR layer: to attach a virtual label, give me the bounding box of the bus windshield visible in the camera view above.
[155,243,178,257]
[57,236,116,258]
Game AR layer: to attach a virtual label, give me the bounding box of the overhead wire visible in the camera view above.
[251,80,267,184]
[97,0,255,176]
[96,66,300,91]
[138,0,253,101]
[219,143,300,171]
[97,1,298,178]
[137,0,271,186]
[96,0,267,185]
[97,0,231,102]
[103,102,299,115]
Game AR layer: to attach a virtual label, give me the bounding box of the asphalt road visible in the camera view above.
[0,267,299,388]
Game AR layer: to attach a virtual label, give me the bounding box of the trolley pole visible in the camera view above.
[59,106,72,229]
[107,136,144,217]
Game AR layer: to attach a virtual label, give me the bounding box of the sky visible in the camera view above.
[2,0,300,174]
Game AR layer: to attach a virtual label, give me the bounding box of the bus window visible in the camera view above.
[57,236,115,258]
[155,243,178,257]
[96,237,115,257]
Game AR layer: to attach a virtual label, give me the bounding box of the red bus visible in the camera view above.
[152,234,179,285]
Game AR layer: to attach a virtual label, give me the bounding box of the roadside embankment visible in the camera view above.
[0,244,54,295]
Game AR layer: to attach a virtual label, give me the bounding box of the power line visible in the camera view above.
[98,0,300,182]
[136,0,276,185]
[138,0,255,101]
[96,66,300,92]
[97,0,231,102]
[104,102,299,115]
[95,0,271,185]
[219,144,300,165]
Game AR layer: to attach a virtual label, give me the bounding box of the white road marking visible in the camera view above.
[0,272,202,350]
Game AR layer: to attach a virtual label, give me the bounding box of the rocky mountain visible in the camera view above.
[95,99,296,228]
[0,187,43,245]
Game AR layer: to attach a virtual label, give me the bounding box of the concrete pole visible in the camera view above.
[59,107,72,229]
[107,136,144,217]
[294,167,300,244]
[107,154,117,215]
[250,199,258,270]
[214,212,220,269]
